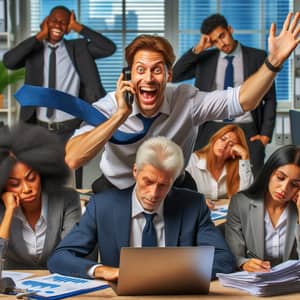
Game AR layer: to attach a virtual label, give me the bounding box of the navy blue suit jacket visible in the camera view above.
[48,187,235,279]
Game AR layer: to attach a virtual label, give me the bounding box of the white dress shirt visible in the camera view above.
[14,194,48,261]
[37,40,80,122]
[73,84,243,189]
[264,207,288,264]
[186,154,253,199]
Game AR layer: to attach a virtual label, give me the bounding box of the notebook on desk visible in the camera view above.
[110,246,214,296]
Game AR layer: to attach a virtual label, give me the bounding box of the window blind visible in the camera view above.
[178,0,293,102]
[30,0,164,93]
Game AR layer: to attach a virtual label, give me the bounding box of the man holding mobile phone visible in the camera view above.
[65,12,300,193]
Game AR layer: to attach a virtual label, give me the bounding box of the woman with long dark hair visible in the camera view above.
[225,144,300,272]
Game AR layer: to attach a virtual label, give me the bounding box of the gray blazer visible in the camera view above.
[225,193,300,268]
[0,187,81,269]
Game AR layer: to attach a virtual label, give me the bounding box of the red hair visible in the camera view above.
[195,125,249,197]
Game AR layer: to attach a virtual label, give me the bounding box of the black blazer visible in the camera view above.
[172,45,276,139]
[3,26,116,122]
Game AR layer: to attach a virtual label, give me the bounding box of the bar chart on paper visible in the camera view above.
[16,273,109,299]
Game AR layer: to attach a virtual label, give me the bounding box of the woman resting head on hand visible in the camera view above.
[186,124,253,209]
[225,144,300,272]
[0,123,81,269]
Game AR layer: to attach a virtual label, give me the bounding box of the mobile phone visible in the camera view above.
[122,67,134,106]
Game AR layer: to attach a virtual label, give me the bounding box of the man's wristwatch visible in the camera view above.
[264,57,282,72]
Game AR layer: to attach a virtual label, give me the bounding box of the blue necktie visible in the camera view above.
[224,56,234,89]
[223,56,234,122]
[14,84,161,145]
[142,212,157,247]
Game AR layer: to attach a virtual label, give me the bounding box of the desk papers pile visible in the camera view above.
[217,260,300,297]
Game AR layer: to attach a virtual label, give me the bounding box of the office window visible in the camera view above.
[30,0,293,102]
[177,0,293,102]
[30,0,165,93]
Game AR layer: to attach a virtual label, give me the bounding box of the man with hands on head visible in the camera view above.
[172,14,276,177]
[3,5,116,188]
[65,12,300,193]
[48,136,235,280]
[3,5,116,142]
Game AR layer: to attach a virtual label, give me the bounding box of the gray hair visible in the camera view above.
[135,136,184,180]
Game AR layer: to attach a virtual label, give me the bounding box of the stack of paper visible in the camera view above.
[217,260,300,297]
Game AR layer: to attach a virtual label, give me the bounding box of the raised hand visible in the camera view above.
[115,72,135,116]
[67,10,83,33]
[2,192,20,212]
[0,192,20,239]
[193,34,213,54]
[36,16,49,41]
[292,191,300,223]
[268,12,300,67]
[231,144,248,160]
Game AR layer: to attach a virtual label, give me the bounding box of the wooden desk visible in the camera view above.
[1,270,299,299]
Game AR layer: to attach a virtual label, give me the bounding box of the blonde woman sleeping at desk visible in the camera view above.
[225,145,300,272]
[186,124,253,209]
[0,123,81,269]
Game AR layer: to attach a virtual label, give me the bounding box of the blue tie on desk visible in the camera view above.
[142,212,157,247]
[14,84,160,145]
[223,55,235,122]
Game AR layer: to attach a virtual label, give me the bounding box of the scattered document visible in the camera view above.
[15,273,109,299]
[2,270,33,282]
[210,204,228,221]
[217,260,300,296]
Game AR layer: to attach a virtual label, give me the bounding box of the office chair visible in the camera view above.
[289,109,300,145]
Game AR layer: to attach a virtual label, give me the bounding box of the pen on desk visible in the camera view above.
[246,250,261,260]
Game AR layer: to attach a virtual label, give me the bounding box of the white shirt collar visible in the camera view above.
[220,42,241,58]
[44,39,64,48]
[264,206,288,229]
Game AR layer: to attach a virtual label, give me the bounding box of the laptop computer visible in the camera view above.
[110,246,214,296]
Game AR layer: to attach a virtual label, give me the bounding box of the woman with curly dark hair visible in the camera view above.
[0,123,81,269]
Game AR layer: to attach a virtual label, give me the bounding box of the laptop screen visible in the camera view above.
[112,246,214,296]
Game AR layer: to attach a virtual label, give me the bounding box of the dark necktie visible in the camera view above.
[142,212,157,247]
[224,56,234,89]
[223,56,234,122]
[47,46,58,118]
[14,85,161,145]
